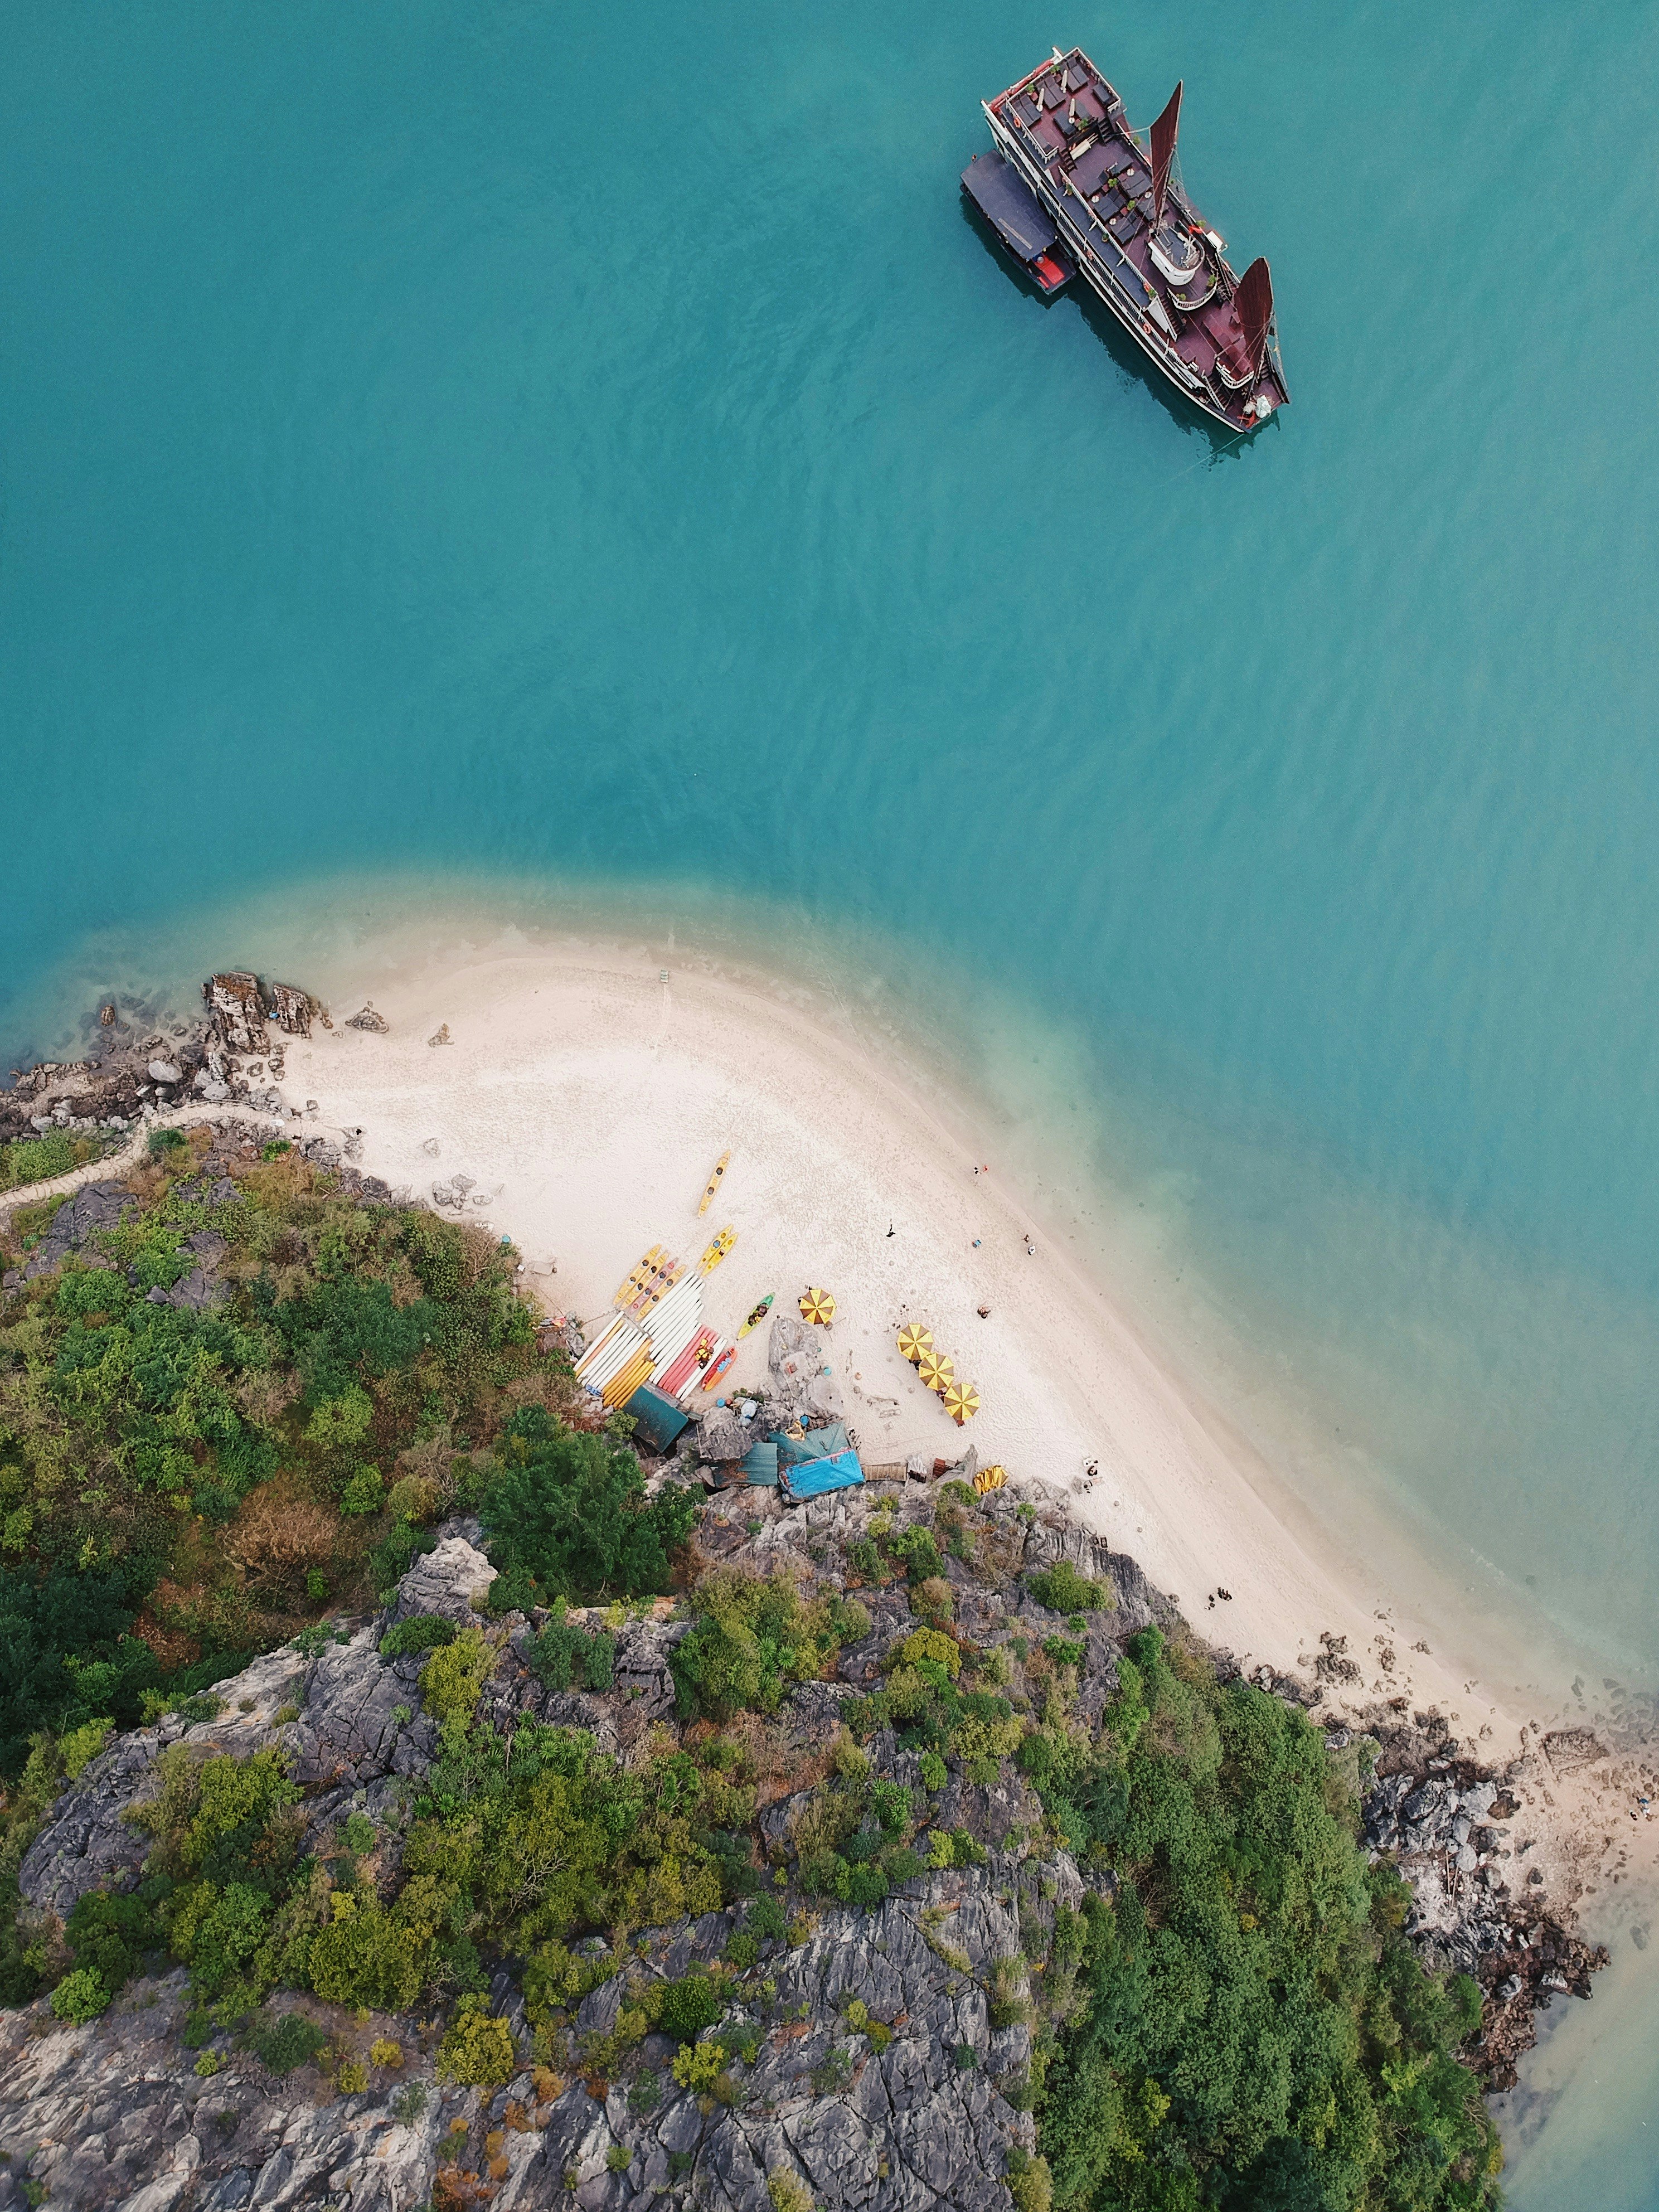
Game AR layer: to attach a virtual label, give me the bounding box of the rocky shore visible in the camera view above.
[1,973,329,1160]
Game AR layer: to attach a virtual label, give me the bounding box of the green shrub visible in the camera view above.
[419,1628,496,1726]
[341,1811,376,1854]
[338,1466,386,1516]
[308,1898,425,2011]
[526,1617,616,1693]
[1025,1561,1109,1614]
[1006,2153,1052,2212]
[746,1893,787,1943]
[248,2010,329,2076]
[59,1716,113,1779]
[438,1996,517,2087]
[888,1527,942,1582]
[658,1973,721,2044]
[671,2041,728,2093]
[481,1409,697,1603]
[370,1519,436,1596]
[390,2080,429,2123]
[919,1750,947,1791]
[767,2171,815,2212]
[894,1627,959,1679]
[845,1865,888,1908]
[379,1614,458,1660]
[671,1569,841,1721]
[2,1128,108,1190]
[50,1967,109,2023]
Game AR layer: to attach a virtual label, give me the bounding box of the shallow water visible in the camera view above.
[4,0,1659,2194]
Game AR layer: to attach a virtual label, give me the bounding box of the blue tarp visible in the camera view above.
[773,1420,850,1468]
[779,1447,864,1503]
[622,1383,690,1456]
[740,1440,779,1489]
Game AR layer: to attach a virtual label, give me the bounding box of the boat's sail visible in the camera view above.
[1235,256,1274,375]
[1149,81,1182,226]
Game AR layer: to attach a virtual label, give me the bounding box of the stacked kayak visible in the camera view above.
[574,1253,734,1411]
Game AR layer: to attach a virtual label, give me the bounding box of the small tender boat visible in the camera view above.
[967,51,1288,432]
[961,151,1075,294]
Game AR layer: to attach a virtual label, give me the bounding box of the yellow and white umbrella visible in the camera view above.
[914,1348,947,1391]
[896,1321,934,1365]
[943,1379,981,1426]
[927,1353,957,1395]
[799,1287,837,1325]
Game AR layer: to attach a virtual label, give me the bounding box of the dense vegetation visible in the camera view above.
[1023,1633,1501,2212]
[0,1137,1503,2205]
[1,1127,113,1195]
[0,1129,694,2009]
[0,1129,571,1773]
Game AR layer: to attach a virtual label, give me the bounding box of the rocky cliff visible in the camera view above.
[0,1464,1599,2210]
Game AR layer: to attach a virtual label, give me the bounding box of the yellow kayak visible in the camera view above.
[699,1225,738,1274]
[696,1151,732,1216]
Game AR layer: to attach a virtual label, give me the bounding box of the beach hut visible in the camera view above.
[773,1420,851,1467]
[622,1383,691,1457]
[779,1447,864,1504]
[740,1439,779,1488]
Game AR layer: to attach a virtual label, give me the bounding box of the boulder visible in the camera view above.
[385,1530,496,1627]
[268,982,314,1036]
[203,972,268,1055]
[694,1406,750,1462]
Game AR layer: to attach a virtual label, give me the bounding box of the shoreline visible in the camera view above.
[8,941,1659,1953]
[264,946,1549,1714]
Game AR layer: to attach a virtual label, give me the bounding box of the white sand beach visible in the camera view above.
[267,942,1514,1740]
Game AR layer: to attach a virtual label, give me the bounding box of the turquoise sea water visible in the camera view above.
[5,0,1659,2192]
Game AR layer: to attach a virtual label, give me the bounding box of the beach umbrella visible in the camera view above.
[944,1380,981,1426]
[799,1287,836,1325]
[914,1348,946,1390]
[896,1322,934,1364]
[928,1353,958,1395]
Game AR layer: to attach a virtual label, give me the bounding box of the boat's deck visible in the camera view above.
[988,50,1287,429]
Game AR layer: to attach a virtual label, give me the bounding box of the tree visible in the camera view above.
[481,1409,696,1602]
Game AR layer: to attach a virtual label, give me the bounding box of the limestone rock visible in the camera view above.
[203,973,267,1055]
[694,1406,750,1462]
[384,1531,496,1627]
[19,1180,134,1281]
[346,1004,389,1033]
[268,982,314,1036]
